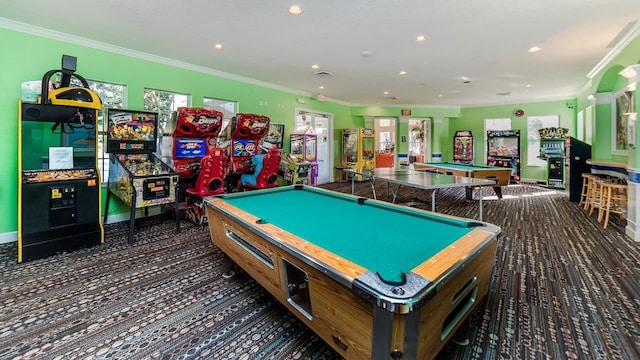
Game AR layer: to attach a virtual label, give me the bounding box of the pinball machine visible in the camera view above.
[104,108,179,243]
[17,55,104,263]
[172,107,227,225]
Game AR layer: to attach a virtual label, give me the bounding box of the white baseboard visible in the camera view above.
[0,231,17,244]
[0,207,165,245]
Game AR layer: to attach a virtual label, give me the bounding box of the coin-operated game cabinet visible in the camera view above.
[226,113,271,192]
[341,128,375,181]
[18,55,104,263]
[241,145,282,190]
[172,107,227,224]
[104,108,180,243]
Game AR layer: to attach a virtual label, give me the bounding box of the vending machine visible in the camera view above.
[104,108,180,243]
[453,130,474,164]
[342,128,375,180]
[539,127,569,188]
[487,130,521,182]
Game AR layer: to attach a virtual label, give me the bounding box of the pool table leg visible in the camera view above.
[464,187,474,200]
[492,186,503,199]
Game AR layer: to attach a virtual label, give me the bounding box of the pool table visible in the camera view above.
[204,185,501,360]
[413,162,512,200]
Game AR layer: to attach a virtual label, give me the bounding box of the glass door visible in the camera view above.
[296,109,333,184]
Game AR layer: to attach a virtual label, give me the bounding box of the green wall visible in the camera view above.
[457,100,575,181]
[1,24,639,239]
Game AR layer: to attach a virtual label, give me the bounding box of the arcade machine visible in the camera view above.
[565,136,592,202]
[279,123,316,185]
[226,113,272,191]
[342,128,375,181]
[263,123,285,150]
[539,127,569,189]
[487,129,521,182]
[104,108,179,243]
[453,130,474,164]
[18,55,104,263]
[172,107,227,225]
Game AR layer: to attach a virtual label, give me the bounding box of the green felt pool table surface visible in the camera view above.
[215,185,497,283]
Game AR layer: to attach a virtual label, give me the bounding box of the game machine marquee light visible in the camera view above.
[104,108,180,243]
[172,107,227,225]
[18,55,104,263]
[226,113,271,190]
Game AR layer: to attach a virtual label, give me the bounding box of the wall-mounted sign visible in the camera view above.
[401,109,412,116]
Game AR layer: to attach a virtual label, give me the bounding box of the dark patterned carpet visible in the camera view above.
[1,182,639,359]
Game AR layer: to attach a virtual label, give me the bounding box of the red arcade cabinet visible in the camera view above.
[226,113,271,191]
[172,107,227,224]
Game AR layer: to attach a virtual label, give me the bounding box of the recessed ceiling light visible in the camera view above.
[213,44,223,50]
[528,46,542,53]
[311,64,319,69]
[438,94,444,97]
[399,71,407,75]
[526,84,533,88]
[416,35,426,42]
[319,86,324,90]
[383,91,389,95]
[288,5,302,15]
[361,50,373,57]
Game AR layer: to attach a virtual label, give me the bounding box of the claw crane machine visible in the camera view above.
[342,128,375,180]
[104,108,179,243]
[18,55,104,262]
[280,123,316,185]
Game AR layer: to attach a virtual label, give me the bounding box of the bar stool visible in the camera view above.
[584,175,603,215]
[598,180,628,229]
[579,173,593,208]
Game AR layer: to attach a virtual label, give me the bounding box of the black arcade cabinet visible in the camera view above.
[18,55,104,263]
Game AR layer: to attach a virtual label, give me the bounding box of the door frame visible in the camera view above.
[294,107,334,183]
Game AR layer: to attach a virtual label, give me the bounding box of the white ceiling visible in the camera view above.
[1,0,640,107]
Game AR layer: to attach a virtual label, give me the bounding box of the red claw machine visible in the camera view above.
[487,130,521,182]
[104,108,180,243]
[342,128,375,181]
[453,130,474,164]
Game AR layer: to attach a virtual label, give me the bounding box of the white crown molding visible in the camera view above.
[593,92,612,105]
[0,18,325,101]
[587,21,640,79]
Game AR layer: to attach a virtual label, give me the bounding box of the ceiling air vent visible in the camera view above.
[314,70,334,76]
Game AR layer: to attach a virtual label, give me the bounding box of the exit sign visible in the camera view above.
[401,109,412,116]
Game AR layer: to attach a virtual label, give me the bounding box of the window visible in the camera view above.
[87,80,126,183]
[408,119,424,157]
[144,89,189,158]
[527,115,559,166]
[374,118,396,153]
[203,97,237,134]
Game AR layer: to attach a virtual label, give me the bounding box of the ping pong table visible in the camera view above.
[346,168,496,220]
